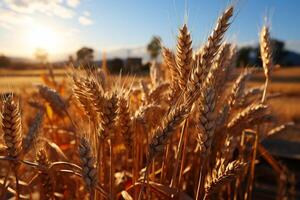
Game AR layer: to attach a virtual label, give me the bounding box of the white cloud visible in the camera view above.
[78,16,93,26]
[83,10,90,16]
[285,40,300,54]
[3,0,75,18]
[66,0,80,8]
[0,8,33,29]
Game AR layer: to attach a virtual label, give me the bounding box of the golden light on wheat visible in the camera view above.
[0,5,297,200]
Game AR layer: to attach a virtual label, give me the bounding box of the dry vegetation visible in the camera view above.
[0,5,298,200]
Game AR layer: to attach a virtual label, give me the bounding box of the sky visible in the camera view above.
[0,0,300,61]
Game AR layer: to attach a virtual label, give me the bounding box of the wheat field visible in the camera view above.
[0,5,298,200]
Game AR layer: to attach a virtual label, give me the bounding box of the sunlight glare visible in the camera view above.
[26,23,60,53]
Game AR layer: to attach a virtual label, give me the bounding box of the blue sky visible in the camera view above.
[0,0,300,61]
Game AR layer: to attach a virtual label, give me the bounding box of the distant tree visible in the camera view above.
[236,47,253,67]
[35,48,48,64]
[76,47,94,67]
[271,39,285,64]
[237,38,288,68]
[107,58,124,73]
[147,36,161,61]
[0,55,11,68]
[68,55,74,64]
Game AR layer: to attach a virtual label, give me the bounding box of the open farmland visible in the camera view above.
[1,67,300,123]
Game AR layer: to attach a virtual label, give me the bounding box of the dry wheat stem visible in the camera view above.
[244,131,258,200]
[170,119,188,188]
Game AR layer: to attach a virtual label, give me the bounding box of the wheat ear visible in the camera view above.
[23,110,44,154]
[199,6,234,65]
[227,104,268,135]
[117,95,133,149]
[78,137,98,192]
[188,6,233,93]
[73,77,99,124]
[196,46,228,155]
[2,95,22,158]
[37,85,67,116]
[36,149,54,199]
[100,93,118,139]
[267,122,294,137]
[239,86,264,107]
[147,82,170,104]
[228,70,251,108]
[260,25,273,102]
[176,24,193,90]
[204,160,246,198]
[84,78,106,113]
[163,47,180,83]
[163,47,181,102]
[148,104,191,160]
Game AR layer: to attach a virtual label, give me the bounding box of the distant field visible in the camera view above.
[0,66,300,122]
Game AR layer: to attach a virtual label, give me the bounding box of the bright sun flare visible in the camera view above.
[26,24,60,53]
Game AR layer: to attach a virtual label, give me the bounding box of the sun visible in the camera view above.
[26,23,60,53]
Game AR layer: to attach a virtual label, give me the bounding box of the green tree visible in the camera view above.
[76,47,94,67]
[0,55,11,68]
[147,36,161,61]
[236,47,251,67]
